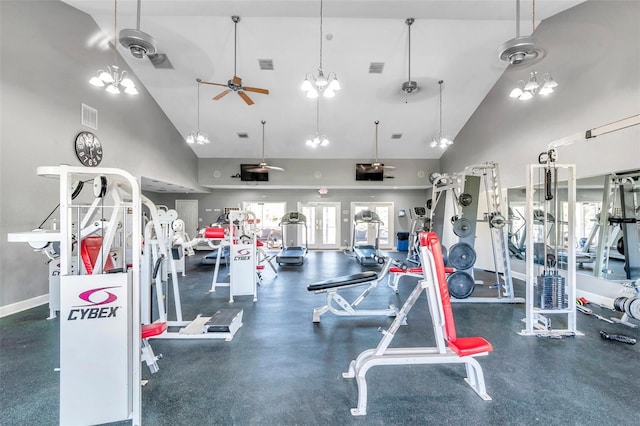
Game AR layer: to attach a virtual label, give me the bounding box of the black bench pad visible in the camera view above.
[307,271,378,292]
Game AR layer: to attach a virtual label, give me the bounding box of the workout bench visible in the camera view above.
[141,322,167,375]
[342,231,492,415]
[307,257,399,323]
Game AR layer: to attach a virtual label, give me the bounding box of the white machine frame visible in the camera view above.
[343,232,492,416]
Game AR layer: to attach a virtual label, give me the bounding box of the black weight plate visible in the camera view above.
[459,193,473,207]
[452,218,473,238]
[447,271,475,299]
[448,242,477,270]
[617,236,624,255]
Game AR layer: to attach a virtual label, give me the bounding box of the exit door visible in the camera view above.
[299,202,341,249]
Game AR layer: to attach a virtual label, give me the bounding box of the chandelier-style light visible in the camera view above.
[306,99,330,148]
[300,0,340,99]
[430,80,454,149]
[186,78,210,145]
[88,0,138,95]
[509,71,558,100]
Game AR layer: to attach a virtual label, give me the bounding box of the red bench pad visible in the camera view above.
[142,322,167,339]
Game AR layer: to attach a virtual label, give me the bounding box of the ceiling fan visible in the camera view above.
[360,120,396,173]
[401,17,418,94]
[247,120,284,173]
[118,0,172,69]
[200,16,269,106]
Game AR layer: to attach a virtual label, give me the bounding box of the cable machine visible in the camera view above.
[520,150,581,337]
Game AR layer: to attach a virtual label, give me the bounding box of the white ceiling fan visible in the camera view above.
[359,120,396,173]
[118,0,172,68]
[247,120,284,173]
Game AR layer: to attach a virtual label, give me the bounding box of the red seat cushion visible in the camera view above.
[390,267,405,273]
[141,322,167,339]
[448,336,493,357]
[256,265,265,270]
[204,227,225,239]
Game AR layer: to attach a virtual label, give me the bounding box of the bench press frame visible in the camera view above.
[308,257,398,323]
[343,231,492,415]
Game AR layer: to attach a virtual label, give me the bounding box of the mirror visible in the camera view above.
[507,170,640,283]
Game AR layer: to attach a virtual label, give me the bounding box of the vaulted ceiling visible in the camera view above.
[63,0,585,162]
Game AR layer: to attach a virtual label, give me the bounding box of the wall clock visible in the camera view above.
[74,131,103,167]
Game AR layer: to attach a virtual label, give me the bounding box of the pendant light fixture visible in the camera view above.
[185,78,210,145]
[306,98,330,148]
[88,0,138,95]
[509,71,558,100]
[430,80,454,149]
[300,0,340,99]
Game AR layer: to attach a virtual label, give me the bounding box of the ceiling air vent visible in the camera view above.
[81,103,98,130]
[391,133,403,140]
[258,59,274,70]
[237,132,249,139]
[369,62,384,74]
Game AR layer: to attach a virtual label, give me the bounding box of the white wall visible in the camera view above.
[0,1,201,310]
[441,1,640,187]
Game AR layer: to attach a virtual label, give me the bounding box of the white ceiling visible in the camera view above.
[63,0,585,162]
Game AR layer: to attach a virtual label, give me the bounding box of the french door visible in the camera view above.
[298,202,341,249]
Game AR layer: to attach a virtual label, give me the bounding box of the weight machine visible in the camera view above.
[406,206,429,265]
[520,151,581,337]
[428,163,520,303]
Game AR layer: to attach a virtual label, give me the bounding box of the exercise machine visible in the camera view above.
[520,150,581,337]
[343,231,492,416]
[406,206,429,265]
[307,255,402,323]
[352,210,383,266]
[276,211,308,266]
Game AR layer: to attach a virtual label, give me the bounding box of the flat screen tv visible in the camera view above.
[355,163,384,181]
[240,164,269,182]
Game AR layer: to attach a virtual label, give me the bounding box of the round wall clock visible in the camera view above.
[74,131,103,167]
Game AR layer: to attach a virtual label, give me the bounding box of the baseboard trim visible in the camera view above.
[0,294,48,318]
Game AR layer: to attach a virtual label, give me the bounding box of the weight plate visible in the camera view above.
[617,236,624,255]
[490,213,507,228]
[447,271,475,299]
[441,244,448,266]
[628,298,640,320]
[452,218,473,238]
[458,193,473,207]
[448,242,477,270]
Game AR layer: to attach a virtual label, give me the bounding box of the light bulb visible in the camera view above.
[89,75,105,87]
[539,86,554,96]
[124,86,139,95]
[430,139,438,148]
[301,79,313,92]
[98,70,114,83]
[323,88,335,98]
[519,91,533,101]
[186,133,195,144]
[509,87,523,98]
[120,77,135,88]
[106,84,120,94]
[306,88,319,99]
[321,138,329,147]
[328,79,341,91]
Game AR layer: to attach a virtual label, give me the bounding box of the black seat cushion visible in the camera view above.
[307,271,378,292]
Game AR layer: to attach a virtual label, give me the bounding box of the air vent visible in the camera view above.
[369,62,384,74]
[237,132,249,139]
[391,133,403,139]
[258,59,274,70]
[81,103,98,130]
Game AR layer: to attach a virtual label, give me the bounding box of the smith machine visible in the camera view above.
[428,162,522,303]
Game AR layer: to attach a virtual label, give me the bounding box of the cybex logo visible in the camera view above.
[237,249,251,256]
[67,286,122,321]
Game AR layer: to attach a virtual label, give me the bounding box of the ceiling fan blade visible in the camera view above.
[265,165,285,172]
[232,76,242,86]
[200,80,228,88]
[213,90,231,100]
[383,165,397,170]
[246,166,269,173]
[243,86,269,95]
[238,91,254,105]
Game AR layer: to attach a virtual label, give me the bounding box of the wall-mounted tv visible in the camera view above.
[240,164,269,182]
[355,163,384,181]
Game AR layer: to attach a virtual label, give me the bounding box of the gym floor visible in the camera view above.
[1,250,639,425]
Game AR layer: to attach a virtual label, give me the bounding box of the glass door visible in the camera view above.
[298,202,341,249]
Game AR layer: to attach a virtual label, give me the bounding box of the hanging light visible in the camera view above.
[88,0,138,96]
[509,71,558,100]
[430,80,454,149]
[185,78,210,145]
[306,98,330,148]
[301,0,340,99]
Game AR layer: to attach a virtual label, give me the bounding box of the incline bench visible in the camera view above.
[342,231,493,415]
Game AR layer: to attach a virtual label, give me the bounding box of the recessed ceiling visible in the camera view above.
[64,0,585,162]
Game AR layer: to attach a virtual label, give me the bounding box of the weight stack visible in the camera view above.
[535,273,566,309]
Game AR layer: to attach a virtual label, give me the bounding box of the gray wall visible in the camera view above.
[441,1,640,188]
[146,187,431,247]
[0,1,201,308]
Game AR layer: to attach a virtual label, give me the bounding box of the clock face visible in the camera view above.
[75,131,103,167]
